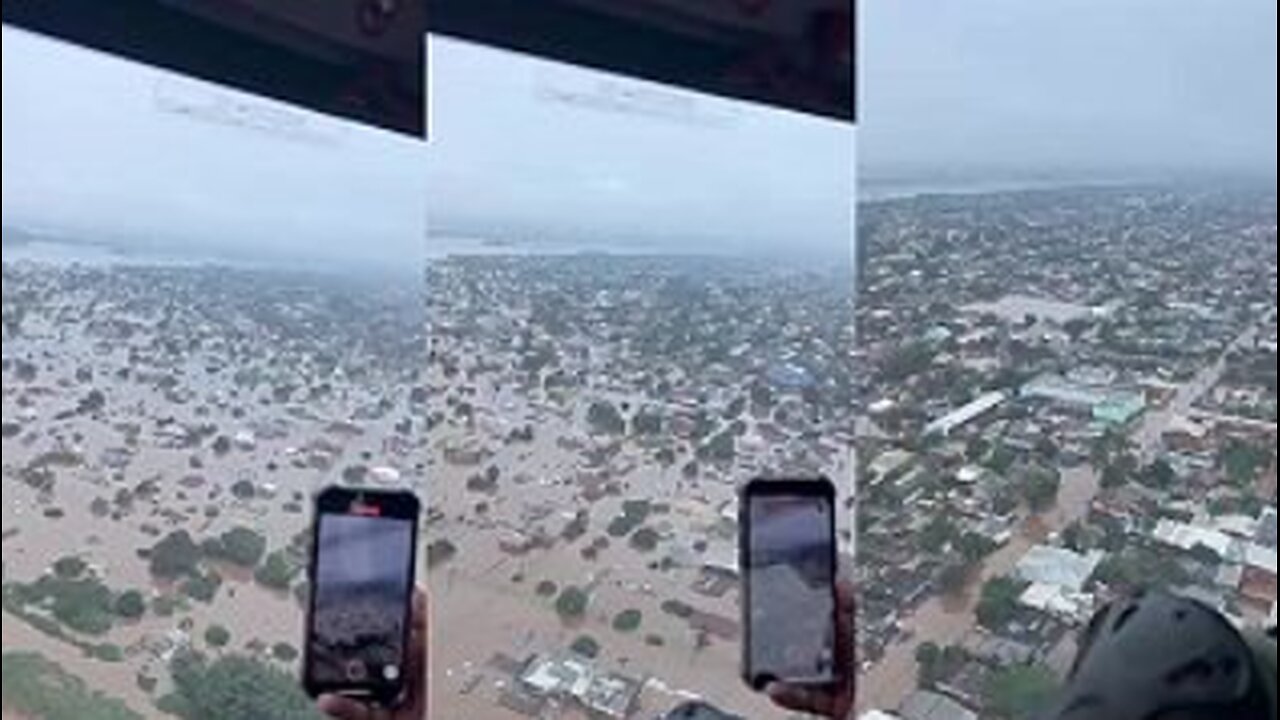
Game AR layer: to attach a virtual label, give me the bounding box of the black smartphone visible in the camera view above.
[740,478,839,692]
[304,487,421,706]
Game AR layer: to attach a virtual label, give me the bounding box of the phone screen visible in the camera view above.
[744,485,837,688]
[307,492,418,702]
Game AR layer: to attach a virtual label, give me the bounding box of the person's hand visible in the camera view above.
[766,580,857,719]
[319,589,429,720]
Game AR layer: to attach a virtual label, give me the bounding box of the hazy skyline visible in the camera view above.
[425,36,855,258]
[2,28,854,265]
[4,2,1275,266]
[861,0,1278,181]
[2,26,429,270]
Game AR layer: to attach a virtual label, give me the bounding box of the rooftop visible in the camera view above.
[1015,546,1105,593]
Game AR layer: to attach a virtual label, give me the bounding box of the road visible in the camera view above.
[1135,326,1262,459]
[859,324,1262,714]
[856,465,1099,713]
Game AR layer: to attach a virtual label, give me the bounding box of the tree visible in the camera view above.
[587,401,626,436]
[977,577,1027,631]
[987,444,1019,475]
[114,591,147,621]
[1061,523,1087,553]
[341,465,369,487]
[181,571,223,605]
[1189,543,1222,566]
[271,644,299,663]
[211,436,233,457]
[698,430,737,464]
[427,540,459,569]
[206,528,266,569]
[1034,436,1061,463]
[966,437,992,463]
[655,447,677,467]
[16,575,117,636]
[630,528,662,553]
[1064,318,1093,341]
[939,564,972,595]
[750,383,774,410]
[633,410,664,437]
[985,665,1059,720]
[1221,440,1269,487]
[916,642,943,687]
[570,635,601,660]
[77,390,107,415]
[2,422,22,440]
[612,609,643,633]
[1022,467,1062,514]
[1,651,144,720]
[1141,459,1177,490]
[920,516,958,555]
[1101,462,1129,491]
[150,531,203,580]
[254,552,296,592]
[204,625,231,649]
[166,652,320,720]
[957,532,997,564]
[556,587,591,621]
[230,481,256,501]
[881,342,937,383]
[54,556,89,580]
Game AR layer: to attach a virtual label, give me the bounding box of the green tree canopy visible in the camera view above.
[556,587,591,621]
[985,665,1060,720]
[205,528,267,569]
[977,577,1028,631]
[114,591,147,621]
[150,531,203,580]
[204,625,231,649]
[166,653,321,720]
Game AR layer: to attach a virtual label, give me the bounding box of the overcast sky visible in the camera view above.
[4,2,1274,265]
[860,0,1278,181]
[1,29,853,265]
[2,26,429,269]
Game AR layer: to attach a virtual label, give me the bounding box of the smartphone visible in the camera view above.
[740,478,839,692]
[304,487,421,706]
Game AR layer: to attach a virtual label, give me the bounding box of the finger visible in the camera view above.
[835,580,857,663]
[317,695,373,720]
[836,579,856,615]
[411,588,429,648]
[767,683,836,717]
[403,588,430,714]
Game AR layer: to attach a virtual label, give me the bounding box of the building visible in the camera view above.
[1016,546,1105,593]
[1015,546,1105,624]
[1152,519,1235,559]
[1021,373,1146,427]
[1092,396,1147,427]
[517,654,643,719]
[924,391,1008,438]
[899,691,978,720]
[1259,508,1278,550]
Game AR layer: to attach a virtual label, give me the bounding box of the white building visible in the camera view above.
[1015,546,1106,624]
[924,392,1008,438]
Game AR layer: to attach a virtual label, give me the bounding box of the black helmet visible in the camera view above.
[1044,591,1272,720]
